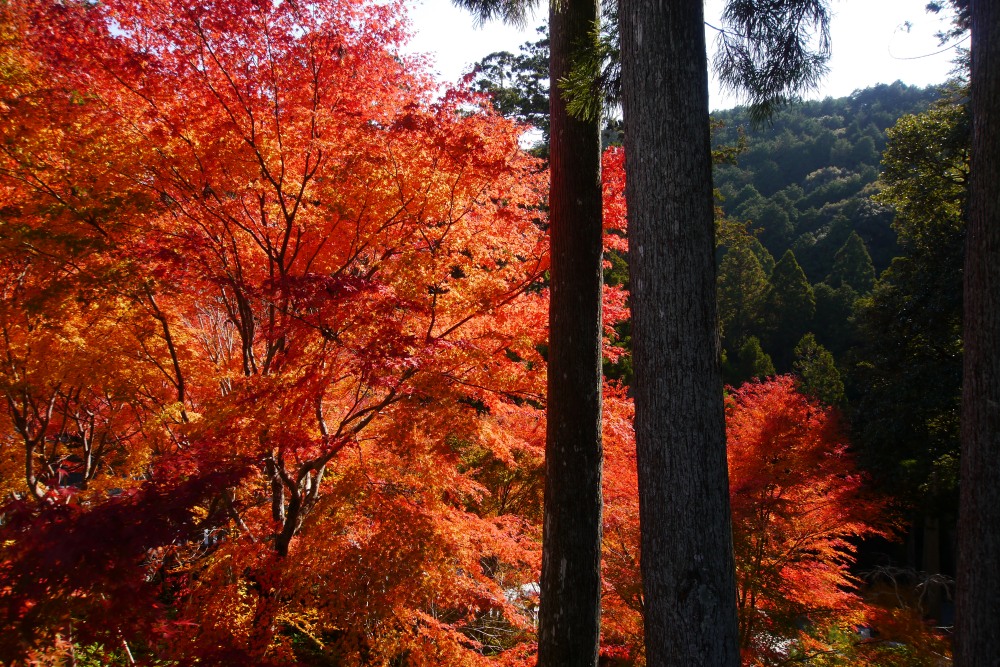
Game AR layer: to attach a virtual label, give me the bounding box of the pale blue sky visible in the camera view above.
[403,0,965,111]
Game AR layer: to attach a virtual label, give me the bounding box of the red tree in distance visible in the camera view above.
[600,374,893,666]
[726,376,892,663]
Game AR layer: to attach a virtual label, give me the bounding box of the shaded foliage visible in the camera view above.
[793,332,844,406]
[851,98,968,512]
[762,250,815,371]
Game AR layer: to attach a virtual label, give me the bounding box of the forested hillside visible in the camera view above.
[714,82,968,611]
[711,83,943,379]
[713,82,940,280]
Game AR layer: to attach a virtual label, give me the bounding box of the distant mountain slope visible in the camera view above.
[713,81,941,282]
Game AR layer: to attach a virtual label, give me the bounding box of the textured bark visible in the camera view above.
[535,0,604,661]
[956,1,1000,664]
[619,0,740,664]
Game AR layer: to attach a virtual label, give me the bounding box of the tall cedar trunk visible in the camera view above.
[536,0,604,661]
[619,0,740,664]
[956,0,1000,663]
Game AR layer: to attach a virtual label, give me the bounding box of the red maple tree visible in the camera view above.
[599,375,894,666]
[726,376,892,663]
[1,0,549,662]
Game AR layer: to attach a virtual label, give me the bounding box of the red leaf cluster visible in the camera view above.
[1,0,548,662]
[600,377,895,666]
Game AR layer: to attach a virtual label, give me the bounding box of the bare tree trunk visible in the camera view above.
[536,0,604,661]
[956,1,1000,663]
[619,0,739,663]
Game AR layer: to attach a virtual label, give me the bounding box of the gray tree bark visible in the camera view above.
[535,0,604,662]
[619,0,740,664]
[956,0,1000,664]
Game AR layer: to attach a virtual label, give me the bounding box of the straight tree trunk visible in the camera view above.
[535,0,604,663]
[619,0,740,664]
[956,0,1000,663]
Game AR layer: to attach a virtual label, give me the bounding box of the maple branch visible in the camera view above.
[335,369,416,439]
[118,632,136,666]
[316,393,329,438]
[187,19,297,243]
[223,486,256,543]
[0,146,112,240]
[268,367,416,556]
[266,455,286,525]
[143,287,189,424]
[433,268,546,342]
[6,384,59,502]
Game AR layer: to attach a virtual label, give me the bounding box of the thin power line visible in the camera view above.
[889,33,969,61]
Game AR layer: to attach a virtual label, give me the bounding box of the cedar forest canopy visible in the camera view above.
[0,0,964,664]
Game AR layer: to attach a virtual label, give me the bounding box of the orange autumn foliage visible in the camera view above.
[726,376,893,664]
[600,376,894,666]
[1,0,548,663]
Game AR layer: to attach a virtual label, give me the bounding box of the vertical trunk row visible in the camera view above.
[619,0,740,664]
[535,0,604,661]
[956,1,1000,664]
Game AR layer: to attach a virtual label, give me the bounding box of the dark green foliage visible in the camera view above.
[853,255,963,510]
[738,199,793,256]
[811,282,858,357]
[718,240,770,349]
[877,102,969,253]
[827,231,875,294]
[604,249,629,288]
[603,320,633,386]
[850,97,968,511]
[727,183,763,211]
[762,250,815,370]
[713,82,941,281]
[451,0,533,28]
[792,332,844,405]
[849,197,898,272]
[560,1,619,123]
[850,134,879,167]
[927,0,970,44]
[748,235,776,275]
[714,0,831,123]
[471,30,550,147]
[603,250,632,386]
[724,336,775,386]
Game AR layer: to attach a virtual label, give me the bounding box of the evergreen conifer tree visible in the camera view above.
[727,336,776,387]
[763,250,816,370]
[718,242,769,349]
[827,231,875,293]
[793,333,844,406]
